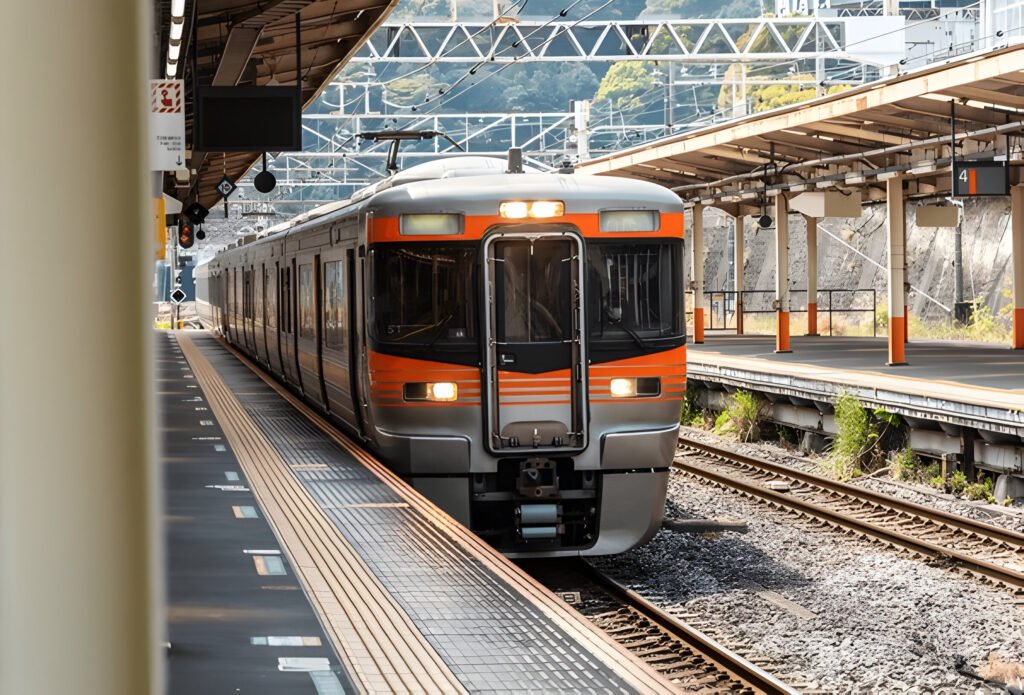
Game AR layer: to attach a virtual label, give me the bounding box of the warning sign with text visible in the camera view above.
[150,80,186,171]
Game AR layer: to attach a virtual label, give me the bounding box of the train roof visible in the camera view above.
[370,170,684,216]
[203,155,682,262]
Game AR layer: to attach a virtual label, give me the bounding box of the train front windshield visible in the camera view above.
[369,237,685,362]
[586,239,686,352]
[370,244,478,355]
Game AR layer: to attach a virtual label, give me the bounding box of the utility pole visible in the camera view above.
[571,99,590,161]
[665,62,674,131]
[954,202,967,322]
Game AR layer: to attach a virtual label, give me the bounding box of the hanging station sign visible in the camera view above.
[149,79,186,171]
[952,160,1009,197]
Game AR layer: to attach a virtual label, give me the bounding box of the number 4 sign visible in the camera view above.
[150,80,186,171]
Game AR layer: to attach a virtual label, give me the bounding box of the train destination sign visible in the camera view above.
[952,160,1008,197]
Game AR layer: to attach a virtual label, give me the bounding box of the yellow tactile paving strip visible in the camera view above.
[178,333,466,694]
[692,350,1024,413]
[178,331,673,695]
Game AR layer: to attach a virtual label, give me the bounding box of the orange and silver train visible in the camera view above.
[195,156,686,556]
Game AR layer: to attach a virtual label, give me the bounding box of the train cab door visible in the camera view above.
[255,263,268,365]
[242,266,253,352]
[230,268,240,344]
[296,255,326,407]
[219,271,228,335]
[321,252,358,427]
[482,230,588,455]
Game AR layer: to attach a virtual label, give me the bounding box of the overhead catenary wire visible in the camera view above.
[376,0,530,88]
[406,0,616,117]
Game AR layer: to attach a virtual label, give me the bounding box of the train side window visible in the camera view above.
[323,260,345,350]
[265,267,277,329]
[243,269,252,320]
[254,266,263,326]
[299,264,314,338]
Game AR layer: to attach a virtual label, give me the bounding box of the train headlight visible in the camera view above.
[429,382,458,401]
[609,378,637,398]
[609,377,661,398]
[499,201,564,219]
[528,200,564,218]
[499,201,530,219]
[403,382,459,402]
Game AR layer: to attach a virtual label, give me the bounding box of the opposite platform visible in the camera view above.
[688,335,1024,436]
[172,331,672,694]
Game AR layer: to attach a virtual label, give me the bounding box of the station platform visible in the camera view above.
[162,331,671,694]
[687,335,1024,438]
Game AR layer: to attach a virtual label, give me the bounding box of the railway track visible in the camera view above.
[526,559,797,694]
[676,435,1024,593]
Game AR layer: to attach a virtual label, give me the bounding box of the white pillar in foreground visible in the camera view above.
[775,194,791,352]
[733,214,745,334]
[0,2,155,694]
[692,204,705,343]
[886,175,908,365]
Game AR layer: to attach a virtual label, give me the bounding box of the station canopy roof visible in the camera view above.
[577,43,1024,214]
[156,0,398,209]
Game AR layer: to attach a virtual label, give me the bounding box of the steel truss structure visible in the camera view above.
[352,17,904,66]
[229,13,919,211]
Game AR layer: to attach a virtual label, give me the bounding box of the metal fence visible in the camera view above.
[686,288,878,337]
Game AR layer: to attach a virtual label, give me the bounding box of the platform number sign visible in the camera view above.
[953,161,1008,197]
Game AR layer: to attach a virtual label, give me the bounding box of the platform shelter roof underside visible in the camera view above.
[577,43,1024,213]
[156,0,398,209]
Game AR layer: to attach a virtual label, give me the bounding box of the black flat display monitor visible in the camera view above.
[196,86,302,152]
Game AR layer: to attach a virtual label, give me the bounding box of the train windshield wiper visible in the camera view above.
[603,308,651,350]
[413,313,456,352]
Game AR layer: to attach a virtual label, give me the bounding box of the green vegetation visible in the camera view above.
[822,396,902,480]
[825,394,872,480]
[891,447,940,485]
[595,62,659,113]
[965,475,995,503]
[713,389,764,442]
[678,388,706,428]
[907,294,1014,345]
[949,470,968,495]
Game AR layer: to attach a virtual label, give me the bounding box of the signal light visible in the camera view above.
[178,218,195,248]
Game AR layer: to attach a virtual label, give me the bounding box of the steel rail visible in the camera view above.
[677,436,1024,591]
[578,561,799,695]
[679,435,1024,546]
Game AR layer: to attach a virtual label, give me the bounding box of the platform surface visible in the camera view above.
[691,335,1024,393]
[166,331,670,694]
[160,333,351,694]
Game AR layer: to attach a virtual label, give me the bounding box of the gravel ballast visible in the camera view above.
[593,462,1024,692]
